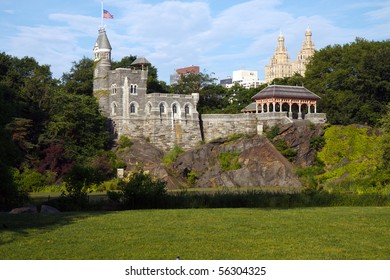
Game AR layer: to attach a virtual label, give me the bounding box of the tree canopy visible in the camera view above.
[304,38,390,126]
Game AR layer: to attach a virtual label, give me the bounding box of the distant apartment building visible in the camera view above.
[265,26,315,83]
[220,70,264,89]
[170,65,200,84]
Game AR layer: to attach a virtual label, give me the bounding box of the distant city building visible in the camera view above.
[219,78,233,87]
[220,70,264,89]
[265,26,315,83]
[170,65,200,84]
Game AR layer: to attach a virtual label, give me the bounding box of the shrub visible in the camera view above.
[266,125,280,140]
[187,170,198,185]
[310,136,325,151]
[163,145,184,166]
[117,166,167,209]
[118,136,133,149]
[13,168,51,192]
[273,138,297,161]
[218,151,241,171]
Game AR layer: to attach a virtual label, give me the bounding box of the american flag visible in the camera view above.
[103,9,114,19]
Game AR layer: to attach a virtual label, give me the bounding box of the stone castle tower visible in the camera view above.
[265,26,315,83]
[93,28,202,151]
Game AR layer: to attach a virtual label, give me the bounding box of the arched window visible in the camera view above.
[159,103,165,114]
[184,105,190,117]
[130,103,136,114]
[133,84,137,94]
[172,104,177,114]
[111,102,117,116]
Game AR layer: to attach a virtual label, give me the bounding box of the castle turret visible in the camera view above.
[93,28,112,96]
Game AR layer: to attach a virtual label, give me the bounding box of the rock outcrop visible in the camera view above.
[172,135,302,189]
[276,121,324,167]
[116,138,187,189]
[116,122,323,189]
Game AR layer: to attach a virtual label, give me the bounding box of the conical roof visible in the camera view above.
[131,57,151,66]
[95,28,112,50]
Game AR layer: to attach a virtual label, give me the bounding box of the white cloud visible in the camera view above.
[2,0,390,82]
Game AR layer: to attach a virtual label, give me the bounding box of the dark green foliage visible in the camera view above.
[217,151,241,171]
[171,72,216,95]
[266,125,280,140]
[310,136,326,151]
[61,57,93,96]
[118,136,133,149]
[304,38,390,126]
[117,166,167,209]
[272,138,297,162]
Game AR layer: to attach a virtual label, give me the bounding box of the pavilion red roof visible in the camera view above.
[252,85,321,101]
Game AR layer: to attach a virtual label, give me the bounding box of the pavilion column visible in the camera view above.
[256,102,259,114]
[289,101,292,118]
[298,102,302,119]
[279,102,282,112]
[314,103,317,113]
[273,102,276,112]
[308,103,311,114]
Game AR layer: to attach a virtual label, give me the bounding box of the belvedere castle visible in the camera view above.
[93,28,326,151]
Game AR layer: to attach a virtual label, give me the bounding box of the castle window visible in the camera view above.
[130,103,136,114]
[111,84,117,95]
[159,103,165,114]
[130,84,138,95]
[172,104,177,114]
[184,105,190,117]
[111,102,117,116]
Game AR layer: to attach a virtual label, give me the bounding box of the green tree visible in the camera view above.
[304,38,390,125]
[61,57,94,96]
[171,71,216,95]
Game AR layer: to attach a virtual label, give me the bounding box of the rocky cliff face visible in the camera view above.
[275,121,324,167]
[116,122,323,189]
[172,135,302,189]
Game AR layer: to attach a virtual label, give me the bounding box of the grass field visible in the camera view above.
[1,207,390,260]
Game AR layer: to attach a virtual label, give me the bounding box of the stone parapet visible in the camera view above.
[202,114,258,142]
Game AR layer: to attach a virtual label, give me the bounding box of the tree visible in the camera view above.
[304,38,390,126]
[61,57,94,96]
[171,71,217,95]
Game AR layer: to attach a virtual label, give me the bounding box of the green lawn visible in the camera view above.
[1,207,389,260]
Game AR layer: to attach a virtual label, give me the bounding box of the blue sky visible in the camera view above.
[1,0,390,83]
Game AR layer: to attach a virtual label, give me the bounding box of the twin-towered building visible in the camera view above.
[265,26,315,83]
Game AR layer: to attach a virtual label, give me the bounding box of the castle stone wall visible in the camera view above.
[201,114,258,142]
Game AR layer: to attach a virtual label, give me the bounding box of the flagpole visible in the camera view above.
[100,1,104,28]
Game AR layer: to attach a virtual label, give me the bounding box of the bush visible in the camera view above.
[187,170,198,185]
[218,151,241,171]
[273,138,297,161]
[266,125,280,140]
[118,136,133,149]
[12,168,55,192]
[117,166,167,209]
[163,145,184,166]
[310,136,325,151]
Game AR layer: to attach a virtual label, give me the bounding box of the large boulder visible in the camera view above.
[40,205,60,214]
[9,206,37,214]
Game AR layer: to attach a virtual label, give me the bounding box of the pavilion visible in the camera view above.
[243,85,326,122]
